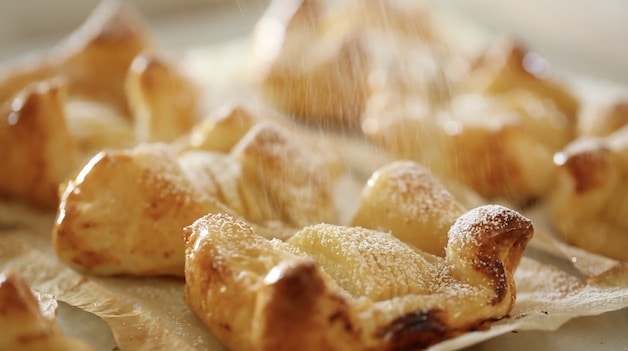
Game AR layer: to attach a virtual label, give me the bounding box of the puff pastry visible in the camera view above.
[180,103,258,153]
[250,0,579,203]
[0,2,200,209]
[0,0,152,115]
[0,272,93,351]
[351,160,466,257]
[464,39,579,123]
[364,92,572,203]
[184,204,533,351]
[125,52,200,142]
[548,125,628,261]
[579,99,628,137]
[0,80,78,208]
[54,115,340,276]
[250,0,439,129]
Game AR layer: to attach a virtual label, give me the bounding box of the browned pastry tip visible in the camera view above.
[554,141,613,194]
[0,80,78,209]
[581,99,628,137]
[446,205,534,301]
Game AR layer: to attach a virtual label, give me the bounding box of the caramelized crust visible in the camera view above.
[184,205,533,351]
[548,126,628,261]
[0,272,94,351]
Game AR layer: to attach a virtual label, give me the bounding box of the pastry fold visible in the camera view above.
[184,203,533,351]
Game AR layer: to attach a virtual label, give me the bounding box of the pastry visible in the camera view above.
[180,103,258,153]
[184,204,533,351]
[125,52,200,142]
[464,38,579,123]
[579,99,628,137]
[548,125,628,261]
[0,1,200,209]
[53,112,341,276]
[0,80,78,208]
[53,143,226,276]
[363,39,579,204]
[0,0,152,116]
[351,160,466,257]
[250,0,440,130]
[0,271,94,351]
[363,91,572,203]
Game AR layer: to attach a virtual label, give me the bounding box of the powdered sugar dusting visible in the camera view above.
[232,122,335,227]
[448,204,531,249]
[367,161,463,222]
[289,223,447,301]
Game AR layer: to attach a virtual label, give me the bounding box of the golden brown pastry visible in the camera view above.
[232,121,337,228]
[464,38,580,123]
[0,0,152,115]
[446,93,562,202]
[125,52,200,142]
[180,103,258,153]
[184,205,533,351]
[53,143,225,276]
[63,98,135,158]
[547,125,628,261]
[351,160,466,257]
[54,115,341,276]
[579,99,628,137]
[0,2,200,209]
[455,40,579,200]
[178,101,346,178]
[250,0,368,129]
[364,93,569,203]
[0,77,139,208]
[0,80,78,208]
[0,271,94,351]
[250,0,440,130]
[362,37,579,204]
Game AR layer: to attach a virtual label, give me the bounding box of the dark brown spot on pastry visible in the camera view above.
[376,309,453,350]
